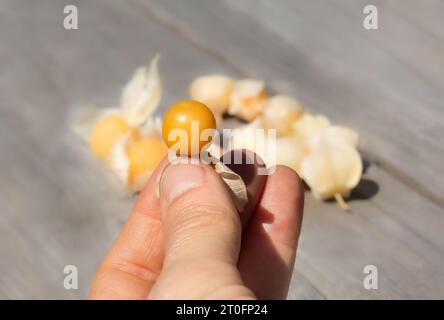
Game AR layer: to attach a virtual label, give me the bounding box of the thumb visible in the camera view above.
[160,161,241,268]
[149,161,254,299]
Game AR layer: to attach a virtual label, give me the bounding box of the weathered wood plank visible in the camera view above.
[142,0,444,207]
[129,0,444,298]
[288,271,326,300]
[297,163,444,299]
[0,0,443,300]
[0,0,323,299]
[384,0,444,42]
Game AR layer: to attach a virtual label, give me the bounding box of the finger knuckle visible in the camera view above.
[169,201,240,235]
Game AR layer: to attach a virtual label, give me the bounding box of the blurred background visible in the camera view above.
[0,0,443,299]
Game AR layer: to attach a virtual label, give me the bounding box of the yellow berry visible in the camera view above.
[90,115,139,160]
[162,100,216,156]
[127,138,167,181]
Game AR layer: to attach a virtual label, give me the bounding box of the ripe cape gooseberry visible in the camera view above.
[162,100,217,156]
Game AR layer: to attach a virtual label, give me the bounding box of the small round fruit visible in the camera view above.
[127,138,167,181]
[90,115,139,160]
[162,100,217,156]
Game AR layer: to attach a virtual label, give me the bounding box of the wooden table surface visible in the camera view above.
[1,0,443,299]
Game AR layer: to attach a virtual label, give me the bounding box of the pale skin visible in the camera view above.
[89,157,304,299]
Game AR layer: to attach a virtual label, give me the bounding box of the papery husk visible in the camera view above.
[140,116,163,138]
[121,55,162,127]
[301,143,362,210]
[262,95,302,136]
[275,136,309,175]
[213,160,248,212]
[189,74,234,114]
[105,132,131,184]
[308,125,359,150]
[228,79,267,122]
[227,118,277,168]
[293,113,331,141]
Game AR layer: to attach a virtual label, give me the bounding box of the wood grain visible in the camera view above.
[0,0,443,299]
[0,0,323,299]
[142,0,444,207]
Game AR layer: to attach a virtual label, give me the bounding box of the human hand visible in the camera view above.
[89,152,304,299]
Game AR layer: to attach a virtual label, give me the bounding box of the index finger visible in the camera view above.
[89,158,169,299]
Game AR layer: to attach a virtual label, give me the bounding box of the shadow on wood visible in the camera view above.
[349,178,379,201]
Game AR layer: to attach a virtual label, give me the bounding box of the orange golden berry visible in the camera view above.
[90,115,139,160]
[162,100,216,156]
[127,138,167,181]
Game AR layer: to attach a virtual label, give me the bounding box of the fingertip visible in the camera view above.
[254,165,305,249]
[273,165,305,207]
[238,165,305,299]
